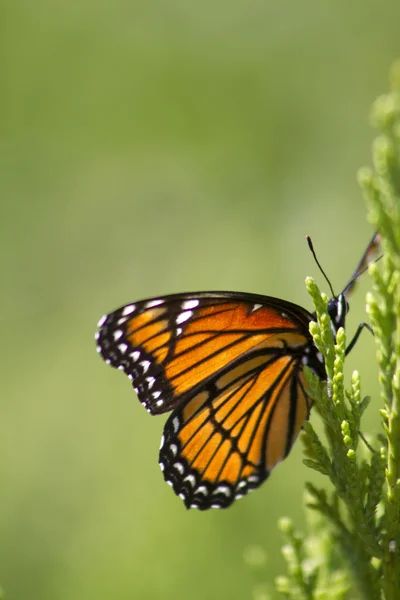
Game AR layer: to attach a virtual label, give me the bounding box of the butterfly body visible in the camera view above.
[95,232,380,509]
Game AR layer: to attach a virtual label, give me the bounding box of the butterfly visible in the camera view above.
[95,232,381,510]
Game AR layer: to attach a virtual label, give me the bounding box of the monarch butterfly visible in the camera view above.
[95,232,381,510]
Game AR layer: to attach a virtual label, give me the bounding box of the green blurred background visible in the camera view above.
[1,1,399,598]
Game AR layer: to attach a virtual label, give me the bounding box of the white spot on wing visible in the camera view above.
[113,330,123,341]
[131,351,140,361]
[176,310,192,324]
[146,299,164,308]
[182,299,199,310]
[118,343,128,353]
[170,443,178,456]
[248,475,259,484]
[97,315,107,327]
[156,399,164,407]
[215,485,231,497]
[173,462,184,474]
[141,360,150,373]
[251,304,262,312]
[184,474,196,486]
[146,376,156,389]
[172,417,180,432]
[122,304,136,316]
[117,317,128,326]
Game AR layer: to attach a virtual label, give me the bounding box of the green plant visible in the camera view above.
[276,60,400,599]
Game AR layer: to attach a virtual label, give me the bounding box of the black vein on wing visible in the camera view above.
[178,353,297,481]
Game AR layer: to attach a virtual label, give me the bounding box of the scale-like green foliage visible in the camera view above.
[276,60,400,600]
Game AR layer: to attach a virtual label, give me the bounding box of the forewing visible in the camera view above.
[95,292,313,415]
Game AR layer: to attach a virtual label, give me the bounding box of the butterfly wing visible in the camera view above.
[343,230,381,298]
[96,292,321,412]
[96,291,324,508]
[160,351,312,509]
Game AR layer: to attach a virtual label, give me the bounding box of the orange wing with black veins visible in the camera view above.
[96,292,313,415]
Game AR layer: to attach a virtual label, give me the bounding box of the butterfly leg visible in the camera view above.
[345,322,374,356]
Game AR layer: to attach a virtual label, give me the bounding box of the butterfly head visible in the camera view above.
[306,236,353,340]
[327,293,349,338]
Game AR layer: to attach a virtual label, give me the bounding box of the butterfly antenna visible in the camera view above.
[306,236,335,297]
